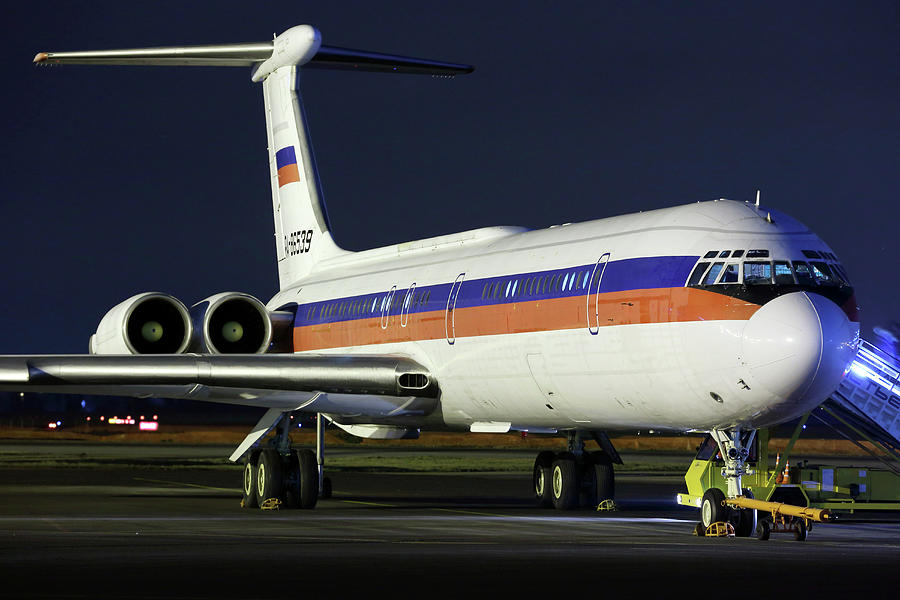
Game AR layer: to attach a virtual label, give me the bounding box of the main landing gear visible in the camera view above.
[698,428,758,536]
[533,431,616,510]
[240,412,330,510]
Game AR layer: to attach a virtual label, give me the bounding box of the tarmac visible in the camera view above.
[1,444,899,599]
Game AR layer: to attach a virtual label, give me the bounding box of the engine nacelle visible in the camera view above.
[190,292,275,354]
[89,292,193,355]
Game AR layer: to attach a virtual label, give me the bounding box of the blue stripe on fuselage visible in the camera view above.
[295,255,699,327]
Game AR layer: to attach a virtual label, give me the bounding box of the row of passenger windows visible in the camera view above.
[304,289,433,321]
[688,258,850,287]
[480,268,601,301]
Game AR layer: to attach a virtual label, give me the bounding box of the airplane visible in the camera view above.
[2,25,859,530]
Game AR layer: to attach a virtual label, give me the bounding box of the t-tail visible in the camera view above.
[35,25,473,289]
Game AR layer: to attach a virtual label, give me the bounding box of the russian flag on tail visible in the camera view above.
[276,146,301,187]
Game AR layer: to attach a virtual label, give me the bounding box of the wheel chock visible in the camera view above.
[260,498,282,511]
[596,499,618,512]
[703,522,735,538]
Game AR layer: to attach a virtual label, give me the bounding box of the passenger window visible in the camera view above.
[687,262,710,286]
[743,262,773,284]
[562,273,569,291]
[774,261,795,285]
[703,262,724,285]
[512,280,519,297]
[792,262,814,285]
[569,273,576,291]
[732,250,744,258]
[720,263,739,284]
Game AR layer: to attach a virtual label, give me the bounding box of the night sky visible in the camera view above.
[1,1,897,354]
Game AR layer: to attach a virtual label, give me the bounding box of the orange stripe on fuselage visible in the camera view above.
[293,287,760,352]
[277,163,300,187]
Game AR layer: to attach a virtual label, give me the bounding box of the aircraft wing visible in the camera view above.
[0,354,438,417]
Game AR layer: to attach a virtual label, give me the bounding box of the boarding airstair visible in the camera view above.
[815,339,900,472]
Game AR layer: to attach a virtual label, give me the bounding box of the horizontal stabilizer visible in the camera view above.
[34,30,473,76]
[33,43,274,67]
[307,45,473,75]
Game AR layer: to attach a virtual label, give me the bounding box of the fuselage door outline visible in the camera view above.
[446,273,466,345]
[588,253,611,335]
[400,283,416,328]
[381,285,397,330]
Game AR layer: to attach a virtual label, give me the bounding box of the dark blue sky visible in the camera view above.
[1,1,897,353]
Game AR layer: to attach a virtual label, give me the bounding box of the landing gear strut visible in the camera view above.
[698,428,758,535]
[532,431,616,510]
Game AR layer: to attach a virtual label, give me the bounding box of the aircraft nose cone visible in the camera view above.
[741,292,858,412]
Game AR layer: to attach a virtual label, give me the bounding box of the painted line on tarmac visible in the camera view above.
[339,499,398,507]
[433,508,511,517]
[132,477,238,493]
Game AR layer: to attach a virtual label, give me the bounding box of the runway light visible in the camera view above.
[47,422,57,429]
[153,415,158,420]
[139,421,159,431]
[100,416,105,421]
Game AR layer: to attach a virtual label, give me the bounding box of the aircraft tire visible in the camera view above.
[283,452,301,509]
[592,452,615,503]
[733,488,757,537]
[700,487,729,528]
[551,454,579,510]
[296,448,319,509]
[241,450,260,509]
[533,451,555,508]
[256,449,283,504]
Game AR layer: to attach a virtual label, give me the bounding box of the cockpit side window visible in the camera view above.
[828,266,846,285]
[703,262,724,285]
[810,261,838,285]
[773,261,795,285]
[793,261,815,285]
[687,262,711,286]
[720,263,739,284]
[743,261,773,284]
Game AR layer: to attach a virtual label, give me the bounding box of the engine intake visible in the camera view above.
[191,292,273,354]
[90,292,192,355]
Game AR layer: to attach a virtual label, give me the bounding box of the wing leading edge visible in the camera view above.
[0,353,438,416]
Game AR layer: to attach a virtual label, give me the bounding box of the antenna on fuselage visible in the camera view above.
[755,189,760,208]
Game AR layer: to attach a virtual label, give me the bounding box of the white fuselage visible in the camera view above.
[267,200,860,433]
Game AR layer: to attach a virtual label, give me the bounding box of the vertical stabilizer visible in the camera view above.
[262,63,345,288]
